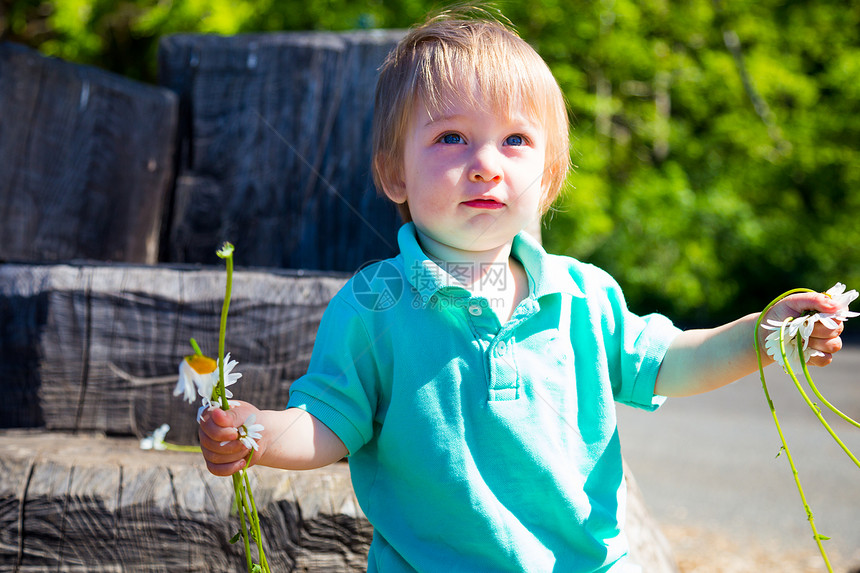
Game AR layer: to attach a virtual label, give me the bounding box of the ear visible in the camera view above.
[374,152,407,204]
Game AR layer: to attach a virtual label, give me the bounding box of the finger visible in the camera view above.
[200,445,248,467]
[810,319,843,339]
[808,334,843,356]
[204,458,247,477]
[783,292,840,315]
[209,406,245,429]
[198,416,240,443]
[807,352,834,368]
[198,427,245,456]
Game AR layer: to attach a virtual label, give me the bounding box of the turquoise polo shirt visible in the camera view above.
[287,223,681,572]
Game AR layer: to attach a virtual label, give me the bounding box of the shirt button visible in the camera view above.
[495,341,507,356]
[468,303,483,316]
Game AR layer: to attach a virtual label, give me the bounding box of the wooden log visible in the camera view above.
[624,461,681,572]
[158,31,404,272]
[0,42,177,264]
[0,431,678,572]
[0,263,348,444]
[0,430,371,572]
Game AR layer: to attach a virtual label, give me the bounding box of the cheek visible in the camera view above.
[514,163,547,203]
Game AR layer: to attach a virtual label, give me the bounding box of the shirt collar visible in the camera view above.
[398,224,470,304]
[398,223,585,303]
[511,228,585,299]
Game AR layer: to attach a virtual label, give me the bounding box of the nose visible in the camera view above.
[468,145,502,183]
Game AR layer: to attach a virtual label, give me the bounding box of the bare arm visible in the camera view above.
[655,292,844,398]
[198,401,348,476]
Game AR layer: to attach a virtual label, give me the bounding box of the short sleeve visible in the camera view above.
[287,293,381,455]
[614,311,680,410]
[580,264,681,411]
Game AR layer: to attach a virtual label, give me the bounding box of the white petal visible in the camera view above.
[218,354,243,388]
[763,318,790,330]
[239,436,259,450]
[825,283,846,297]
[798,316,816,341]
[174,362,197,403]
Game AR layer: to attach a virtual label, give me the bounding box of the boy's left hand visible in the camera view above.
[760,292,844,366]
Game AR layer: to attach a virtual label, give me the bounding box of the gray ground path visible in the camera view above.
[617,343,860,569]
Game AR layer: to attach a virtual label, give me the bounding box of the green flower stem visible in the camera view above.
[163,443,202,453]
[791,342,860,469]
[776,323,833,570]
[190,338,203,356]
[753,289,833,572]
[217,243,234,411]
[800,358,860,430]
[213,242,267,573]
[233,472,254,572]
[242,462,270,573]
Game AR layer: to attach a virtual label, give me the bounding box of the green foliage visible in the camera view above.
[4,0,859,325]
[536,0,860,325]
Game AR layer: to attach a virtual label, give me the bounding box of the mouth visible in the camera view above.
[462,198,505,210]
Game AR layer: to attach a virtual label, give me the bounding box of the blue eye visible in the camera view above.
[440,133,463,144]
[505,134,525,146]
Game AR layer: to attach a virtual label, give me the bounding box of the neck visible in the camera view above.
[416,230,514,288]
[418,232,528,308]
[416,229,530,322]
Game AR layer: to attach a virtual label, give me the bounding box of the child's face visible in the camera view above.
[387,95,548,258]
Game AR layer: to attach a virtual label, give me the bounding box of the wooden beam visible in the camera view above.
[0,263,348,442]
[158,31,405,271]
[0,42,177,264]
[0,430,370,571]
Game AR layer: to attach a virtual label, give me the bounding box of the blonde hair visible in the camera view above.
[371,7,570,221]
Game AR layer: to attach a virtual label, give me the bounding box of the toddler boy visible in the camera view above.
[199,9,845,572]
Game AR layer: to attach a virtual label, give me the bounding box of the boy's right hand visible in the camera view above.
[198,401,262,476]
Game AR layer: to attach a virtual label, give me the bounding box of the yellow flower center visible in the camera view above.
[185,354,217,375]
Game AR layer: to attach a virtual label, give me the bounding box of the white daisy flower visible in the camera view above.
[818,282,860,329]
[217,353,243,398]
[764,326,824,372]
[140,423,171,451]
[762,313,819,343]
[174,354,218,404]
[233,414,265,451]
[761,282,856,371]
[199,353,243,403]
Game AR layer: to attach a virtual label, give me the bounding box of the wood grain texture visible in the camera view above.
[0,263,348,443]
[0,431,677,572]
[0,430,371,572]
[0,42,177,264]
[159,31,404,272]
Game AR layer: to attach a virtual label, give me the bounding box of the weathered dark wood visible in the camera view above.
[0,431,677,572]
[0,263,348,443]
[158,31,404,272]
[0,430,371,572]
[0,42,177,264]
